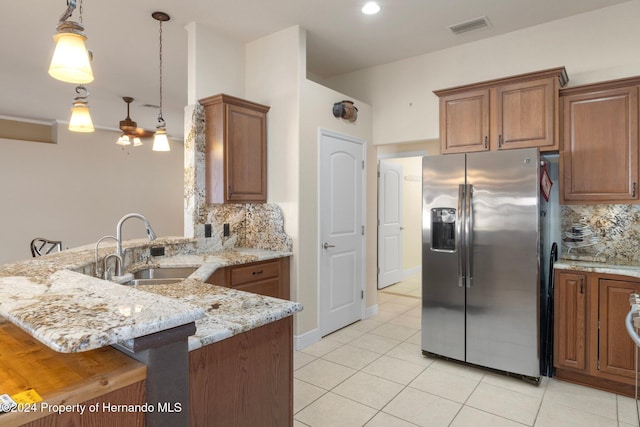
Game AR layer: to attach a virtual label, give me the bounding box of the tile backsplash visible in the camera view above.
[561,204,640,264]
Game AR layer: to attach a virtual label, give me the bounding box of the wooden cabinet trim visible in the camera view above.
[434,66,568,97]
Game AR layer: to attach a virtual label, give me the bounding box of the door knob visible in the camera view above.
[323,242,335,250]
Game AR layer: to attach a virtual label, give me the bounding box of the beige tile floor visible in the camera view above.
[294,274,640,426]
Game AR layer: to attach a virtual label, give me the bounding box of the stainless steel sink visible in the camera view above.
[121,267,198,286]
[133,267,198,279]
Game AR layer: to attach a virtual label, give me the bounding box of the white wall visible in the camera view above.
[325,1,640,145]
[0,126,184,263]
[186,22,246,104]
[299,79,374,334]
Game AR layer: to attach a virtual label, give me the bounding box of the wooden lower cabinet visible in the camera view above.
[189,316,293,427]
[554,270,640,396]
[207,257,290,300]
[22,384,146,427]
[554,271,587,371]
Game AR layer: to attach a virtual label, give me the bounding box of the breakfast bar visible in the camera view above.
[0,237,302,426]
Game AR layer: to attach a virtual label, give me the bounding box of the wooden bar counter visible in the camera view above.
[0,319,146,427]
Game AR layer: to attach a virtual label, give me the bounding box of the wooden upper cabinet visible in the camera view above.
[435,67,567,154]
[199,94,270,204]
[495,78,556,150]
[560,79,639,204]
[438,89,489,153]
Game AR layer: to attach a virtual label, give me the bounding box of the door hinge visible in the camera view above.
[362,225,365,236]
[361,290,364,299]
[362,160,365,170]
[597,359,600,370]
[377,171,380,178]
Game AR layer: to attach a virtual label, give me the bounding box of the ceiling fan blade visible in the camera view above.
[134,128,155,138]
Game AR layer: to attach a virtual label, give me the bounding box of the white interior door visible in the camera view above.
[319,129,365,336]
[378,160,404,289]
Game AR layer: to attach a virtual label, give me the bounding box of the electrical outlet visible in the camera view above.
[223,223,230,237]
[150,246,165,257]
[205,223,212,238]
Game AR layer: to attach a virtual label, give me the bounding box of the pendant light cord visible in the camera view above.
[158,19,164,126]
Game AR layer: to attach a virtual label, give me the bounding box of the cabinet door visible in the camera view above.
[598,278,640,378]
[561,86,639,203]
[439,89,489,154]
[554,271,587,371]
[225,103,267,202]
[495,78,556,151]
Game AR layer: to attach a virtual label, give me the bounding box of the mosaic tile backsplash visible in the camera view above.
[561,204,640,264]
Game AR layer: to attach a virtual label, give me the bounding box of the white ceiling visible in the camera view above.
[0,0,631,140]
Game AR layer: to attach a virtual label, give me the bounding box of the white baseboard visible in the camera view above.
[294,327,322,351]
[404,266,421,278]
[365,304,378,319]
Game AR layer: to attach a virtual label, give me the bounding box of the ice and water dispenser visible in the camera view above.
[431,208,456,252]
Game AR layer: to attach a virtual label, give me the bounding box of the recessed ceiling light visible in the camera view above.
[362,1,381,15]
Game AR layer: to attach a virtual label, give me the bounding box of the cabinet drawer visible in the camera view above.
[234,278,281,299]
[230,260,280,285]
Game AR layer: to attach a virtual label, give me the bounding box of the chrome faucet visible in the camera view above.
[95,235,117,278]
[114,213,158,275]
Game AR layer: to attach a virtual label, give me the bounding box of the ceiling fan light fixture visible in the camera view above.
[116,134,131,146]
[68,85,94,132]
[132,136,143,147]
[48,1,94,84]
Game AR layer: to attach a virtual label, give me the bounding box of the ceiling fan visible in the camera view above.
[117,96,154,146]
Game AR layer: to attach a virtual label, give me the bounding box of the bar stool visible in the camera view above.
[30,238,63,257]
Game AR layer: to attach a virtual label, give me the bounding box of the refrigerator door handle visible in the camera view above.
[457,184,465,288]
[465,184,473,288]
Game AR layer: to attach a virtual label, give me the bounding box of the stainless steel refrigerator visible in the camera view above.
[421,147,546,382]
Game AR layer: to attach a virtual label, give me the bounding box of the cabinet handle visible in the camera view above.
[228,185,233,195]
[252,270,264,275]
[498,134,503,148]
[633,182,637,198]
[580,278,584,294]
[483,136,488,149]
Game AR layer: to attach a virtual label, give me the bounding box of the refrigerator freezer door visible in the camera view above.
[465,148,540,377]
[422,154,466,362]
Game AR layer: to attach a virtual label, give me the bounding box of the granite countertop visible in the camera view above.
[554,258,640,279]
[0,237,300,353]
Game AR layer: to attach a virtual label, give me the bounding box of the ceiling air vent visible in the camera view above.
[449,16,490,35]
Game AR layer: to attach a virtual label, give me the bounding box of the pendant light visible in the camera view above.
[68,85,94,132]
[48,0,94,84]
[152,12,170,152]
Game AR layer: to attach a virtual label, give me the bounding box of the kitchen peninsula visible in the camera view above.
[0,237,301,426]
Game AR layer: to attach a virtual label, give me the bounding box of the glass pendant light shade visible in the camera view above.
[116,134,131,146]
[68,100,94,132]
[152,127,170,151]
[49,30,94,84]
[133,136,143,147]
